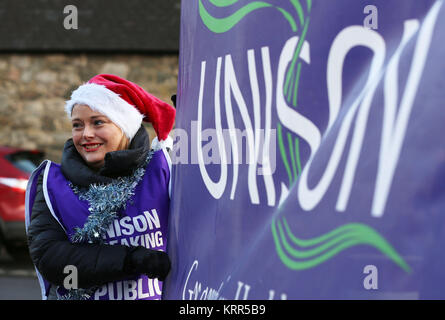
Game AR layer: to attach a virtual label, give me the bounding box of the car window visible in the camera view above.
[5,151,45,173]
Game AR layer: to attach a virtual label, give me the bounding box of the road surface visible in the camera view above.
[0,245,41,300]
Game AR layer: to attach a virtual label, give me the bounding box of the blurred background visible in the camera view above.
[0,0,180,299]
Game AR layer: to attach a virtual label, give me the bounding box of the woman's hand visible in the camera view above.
[125,246,171,281]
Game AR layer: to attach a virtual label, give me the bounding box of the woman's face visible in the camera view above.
[71,104,124,169]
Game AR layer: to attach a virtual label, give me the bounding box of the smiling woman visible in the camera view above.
[25,74,176,300]
[71,104,128,169]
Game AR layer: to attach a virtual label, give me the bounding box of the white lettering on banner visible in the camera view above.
[187,123,276,169]
[197,58,228,200]
[297,27,386,212]
[196,47,280,206]
[372,3,441,216]
[299,3,441,216]
[234,281,251,300]
[94,278,162,300]
[183,260,226,300]
[194,1,442,217]
[182,260,287,300]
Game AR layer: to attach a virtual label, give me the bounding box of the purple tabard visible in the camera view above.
[26,149,171,300]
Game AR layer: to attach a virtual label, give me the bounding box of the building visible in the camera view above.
[0,0,180,161]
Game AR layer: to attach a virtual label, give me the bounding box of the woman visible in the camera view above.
[25,74,176,300]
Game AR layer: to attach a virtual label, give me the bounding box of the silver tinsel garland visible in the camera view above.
[57,150,154,300]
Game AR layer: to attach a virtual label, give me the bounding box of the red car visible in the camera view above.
[0,147,44,256]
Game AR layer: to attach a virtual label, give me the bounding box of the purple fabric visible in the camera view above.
[163,0,445,299]
[25,160,52,299]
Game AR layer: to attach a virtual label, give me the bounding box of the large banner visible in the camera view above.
[164,0,445,299]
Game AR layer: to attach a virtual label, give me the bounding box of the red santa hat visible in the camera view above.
[65,74,176,150]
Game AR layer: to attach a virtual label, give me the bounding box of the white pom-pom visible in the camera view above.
[151,135,173,151]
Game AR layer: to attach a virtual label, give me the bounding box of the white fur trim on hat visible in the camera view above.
[151,135,173,151]
[65,83,144,140]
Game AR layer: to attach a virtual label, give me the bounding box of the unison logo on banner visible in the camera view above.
[176,0,443,298]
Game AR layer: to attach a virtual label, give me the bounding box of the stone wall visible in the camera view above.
[0,53,178,162]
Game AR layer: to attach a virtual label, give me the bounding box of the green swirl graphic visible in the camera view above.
[271,217,411,272]
[277,123,293,185]
[277,1,311,187]
[208,0,239,7]
[196,1,408,275]
[290,0,305,26]
[198,0,297,33]
[197,1,309,187]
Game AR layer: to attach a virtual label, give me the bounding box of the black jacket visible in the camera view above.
[27,126,170,294]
